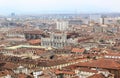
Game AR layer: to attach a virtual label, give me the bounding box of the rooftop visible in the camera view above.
[88,73,106,78]
[72,48,85,53]
[76,59,120,69]
[5,45,52,50]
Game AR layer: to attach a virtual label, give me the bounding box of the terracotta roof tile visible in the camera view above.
[78,68,98,73]
[55,69,75,75]
[0,70,10,77]
[17,73,27,78]
[3,62,18,70]
[72,48,85,53]
[76,59,120,69]
[24,30,43,34]
[28,39,41,44]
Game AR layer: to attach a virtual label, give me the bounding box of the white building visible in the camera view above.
[41,32,76,48]
[14,66,28,74]
[56,21,69,31]
[33,71,43,78]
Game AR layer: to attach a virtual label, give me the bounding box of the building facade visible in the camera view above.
[56,21,69,31]
[41,32,69,48]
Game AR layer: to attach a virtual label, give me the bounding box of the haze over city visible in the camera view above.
[0,0,120,15]
[0,0,120,78]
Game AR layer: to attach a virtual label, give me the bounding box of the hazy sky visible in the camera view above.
[0,0,119,15]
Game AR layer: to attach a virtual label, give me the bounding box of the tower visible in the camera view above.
[56,21,69,31]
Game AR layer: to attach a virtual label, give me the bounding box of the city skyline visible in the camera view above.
[0,0,120,15]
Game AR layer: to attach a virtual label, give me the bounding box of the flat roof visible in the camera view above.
[5,45,52,50]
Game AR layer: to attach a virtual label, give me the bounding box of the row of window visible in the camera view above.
[54,36,62,40]
[105,56,120,59]
[25,35,41,39]
[42,42,67,47]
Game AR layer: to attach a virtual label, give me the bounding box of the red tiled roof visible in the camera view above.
[0,70,10,77]
[72,48,85,53]
[76,59,120,69]
[3,62,18,70]
[24,30,43,34]
[78,68,98,73]
[28,39,41,44]
[78,37,93,42]
[105,53,120,56]
[17,73,27,78]
[55,70,75,75]
[91,48,101,52]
